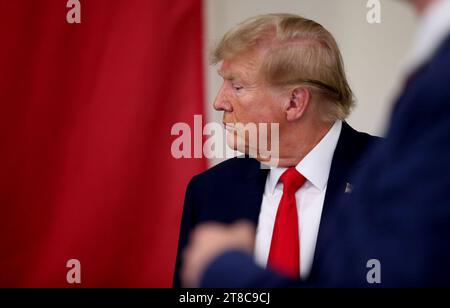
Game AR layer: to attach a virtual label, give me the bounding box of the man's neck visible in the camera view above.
[267,121,335,168]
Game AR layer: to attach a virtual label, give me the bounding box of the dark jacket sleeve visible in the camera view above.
[200,250,302,288]
[172,175,198,288]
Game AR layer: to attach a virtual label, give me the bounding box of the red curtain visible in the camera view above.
[0,0,206,287]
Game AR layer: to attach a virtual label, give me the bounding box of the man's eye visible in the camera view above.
[233,85,243,91]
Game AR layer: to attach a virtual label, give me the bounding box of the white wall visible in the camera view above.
[204,0,417,166]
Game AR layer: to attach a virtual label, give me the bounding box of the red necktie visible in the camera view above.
[267,167,306,279]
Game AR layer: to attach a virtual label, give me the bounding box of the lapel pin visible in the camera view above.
[345,183,354,194]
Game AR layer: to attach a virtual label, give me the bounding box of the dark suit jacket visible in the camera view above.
[173,122,378,287]
[200,34,450,288]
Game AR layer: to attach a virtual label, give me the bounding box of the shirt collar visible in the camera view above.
[266,120,342,194]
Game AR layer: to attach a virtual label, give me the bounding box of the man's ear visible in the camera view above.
[284,87,310,122]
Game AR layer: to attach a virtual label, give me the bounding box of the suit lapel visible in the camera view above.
[309,122,358,279]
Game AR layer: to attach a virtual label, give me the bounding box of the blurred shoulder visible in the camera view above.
[189,156,261,186]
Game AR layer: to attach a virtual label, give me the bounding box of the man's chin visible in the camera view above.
[226,135,246,154]
[225,139,280,167]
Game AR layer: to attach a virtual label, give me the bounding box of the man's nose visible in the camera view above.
[213,86,233,112]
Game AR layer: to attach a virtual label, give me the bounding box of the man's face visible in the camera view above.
[214,50,284,155]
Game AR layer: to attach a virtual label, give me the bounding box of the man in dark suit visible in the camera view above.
[181,0,450,288]
[173,14,378,287]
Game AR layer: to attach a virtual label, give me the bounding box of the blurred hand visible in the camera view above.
[181,220,256,288]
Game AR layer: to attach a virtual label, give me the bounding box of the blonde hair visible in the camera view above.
[212,13,354,121]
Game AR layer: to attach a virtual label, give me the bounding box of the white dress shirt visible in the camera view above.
[254,120,342,279]
[402,0,450,78]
